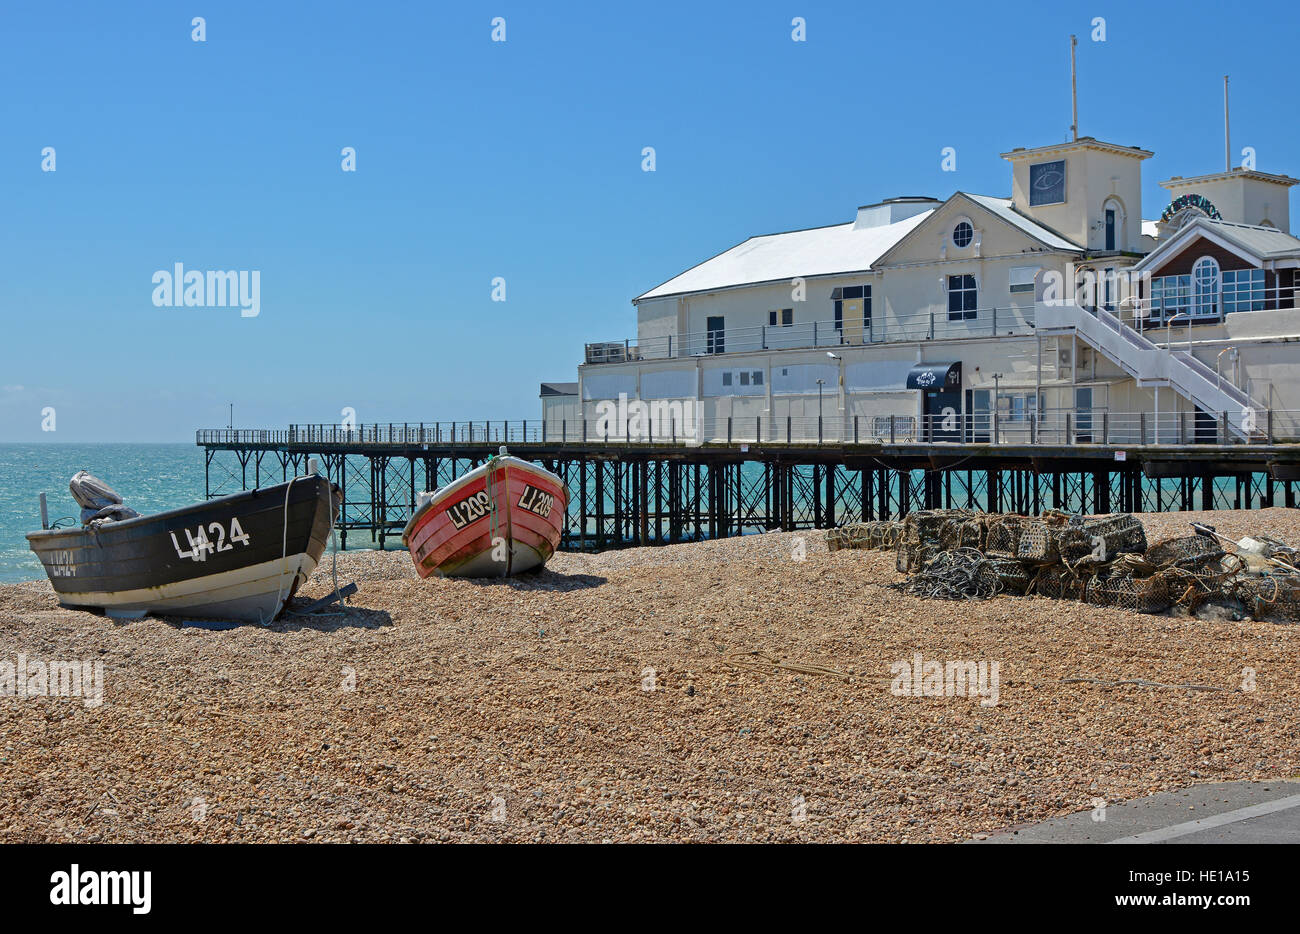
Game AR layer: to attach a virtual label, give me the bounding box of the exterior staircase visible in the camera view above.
[1035,302,1265,441]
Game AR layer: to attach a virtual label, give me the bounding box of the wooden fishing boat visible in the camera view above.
[27,473,339,622]
[402,453,566,578]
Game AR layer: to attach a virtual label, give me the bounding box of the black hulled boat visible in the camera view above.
[27,472,340,622]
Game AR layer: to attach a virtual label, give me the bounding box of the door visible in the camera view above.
[1074,387,1093,443]
[1105,209,1116,251]
[924,390,961,442]
[1193,406,1218,444]
[706,316,725,354]
[965,389,990,443]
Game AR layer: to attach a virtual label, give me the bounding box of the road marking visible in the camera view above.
[1108,793,1300,844]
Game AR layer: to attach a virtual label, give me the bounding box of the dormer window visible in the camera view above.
[952,221,974,248]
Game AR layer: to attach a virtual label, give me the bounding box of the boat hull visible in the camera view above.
[401,457,567,578]
[26,475,339,622]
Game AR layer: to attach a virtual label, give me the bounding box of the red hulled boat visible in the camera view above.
[401,452,567,578]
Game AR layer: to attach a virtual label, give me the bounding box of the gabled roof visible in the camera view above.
[635,190,1085,303]
[1209,220,1300,257]
[633,211,932,303]
[964,194,1082,251]
[1134,217,1300,271]
[871,192,1083,267]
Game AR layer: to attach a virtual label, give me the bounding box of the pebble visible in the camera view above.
[0,508,1296,842]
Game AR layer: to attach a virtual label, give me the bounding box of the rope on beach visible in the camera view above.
[721,651,848,681]
[1061,677,1226,692]
[888,547,1006,601]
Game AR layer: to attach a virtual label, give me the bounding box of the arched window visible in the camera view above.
[1192,256,1220,318]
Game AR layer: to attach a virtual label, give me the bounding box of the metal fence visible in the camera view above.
[584,305,1036,364]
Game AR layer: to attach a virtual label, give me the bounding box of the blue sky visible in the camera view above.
[2,0,1297,441]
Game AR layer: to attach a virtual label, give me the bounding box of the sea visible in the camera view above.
[0,443,1249,585]
[0,444,206,583]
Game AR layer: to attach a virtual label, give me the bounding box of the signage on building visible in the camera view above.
[1159,193,1222,224]
[1029,160,1066,206]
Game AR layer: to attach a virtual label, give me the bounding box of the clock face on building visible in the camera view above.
[1029,160,1066,206]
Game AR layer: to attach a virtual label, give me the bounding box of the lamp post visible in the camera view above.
[816,378,825,444]
[992,373,1002,443]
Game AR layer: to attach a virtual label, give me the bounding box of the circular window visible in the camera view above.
[953,221,973,248]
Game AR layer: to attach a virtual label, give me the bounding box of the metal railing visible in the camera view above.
[198,422,549,446]
[198,409,1295,449]
[586,285,1300,366]
[584,305,1036,364]
[1136,279,1299,325]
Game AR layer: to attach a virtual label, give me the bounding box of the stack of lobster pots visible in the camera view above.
[826,508,1300,619]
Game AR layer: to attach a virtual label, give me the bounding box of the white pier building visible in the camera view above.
[547,134,1300,446]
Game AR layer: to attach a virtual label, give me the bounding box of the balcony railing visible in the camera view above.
[586,284,1300,365]
[198,409,1294,449]
[584,305,1036,364]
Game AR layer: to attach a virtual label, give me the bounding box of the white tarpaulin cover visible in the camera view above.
[70,470,140,526]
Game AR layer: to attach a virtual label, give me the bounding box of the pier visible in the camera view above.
[197,417,1300,552]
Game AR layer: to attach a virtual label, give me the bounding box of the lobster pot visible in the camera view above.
[1145,535,1224,570]
[1033,565,1086,601]
[1161,556,1242,609]
[826,525,866,552]
[976,558,1030,595]
[1236,576,1300,622]
[902,511,952,547]
[1054,527,1095,562]
[1083,514,1148,557]
[828,521,905,552]
[1085,572,1172,614]
[1017,521,1059,563]
[896,543,939,574]
[940,517,985,551]
[876,522,905,549]
[985,518,1024,557]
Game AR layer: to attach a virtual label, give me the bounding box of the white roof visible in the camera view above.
[1204,219,1300,257]
[635,191,1085,303]
[963,194,1081,251]
[1142,219,1159,239]
[635,210,933,302]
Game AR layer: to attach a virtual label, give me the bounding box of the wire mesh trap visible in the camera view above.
[876,511,1297,620]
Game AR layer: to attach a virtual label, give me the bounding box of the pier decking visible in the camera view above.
[197,420,1300,552]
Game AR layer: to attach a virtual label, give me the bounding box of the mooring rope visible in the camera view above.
[485,454,511,576]
[259,475,297,627]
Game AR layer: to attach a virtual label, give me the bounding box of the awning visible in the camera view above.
[906,361,962,390]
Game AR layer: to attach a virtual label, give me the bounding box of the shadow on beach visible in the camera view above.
[140,603,395,634]
[461,569,608,592]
